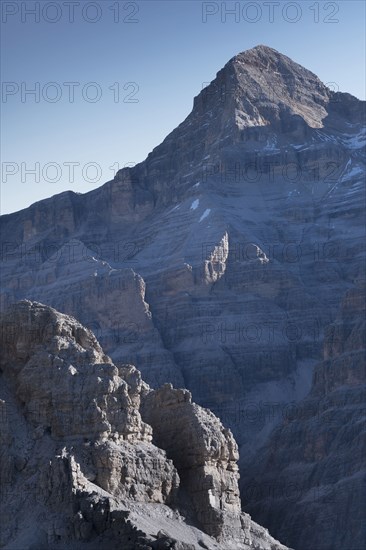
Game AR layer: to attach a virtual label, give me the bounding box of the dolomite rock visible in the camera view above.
[0,300,290,549]
[0,240,183,389]
[243,283,366,550]
[141,384,241,540]
[0,45,364,549]
[202,231,229,284]
[91,440,179,503]
[0,300,151,442]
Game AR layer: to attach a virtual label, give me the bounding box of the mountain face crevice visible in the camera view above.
[1,45,365,550]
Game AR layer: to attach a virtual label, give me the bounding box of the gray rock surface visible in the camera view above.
[0,45,365,549]
[0,300,289,550]
[243,283,366,550]
[141,384,242,540]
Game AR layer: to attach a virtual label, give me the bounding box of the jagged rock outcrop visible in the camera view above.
[141,384,241,540]
[243,283,366,550]
[0,300,289,549]
[0,299,151,442]
[0,45,365,549]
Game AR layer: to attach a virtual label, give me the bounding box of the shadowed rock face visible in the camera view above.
[0,45,365,549]
[0,300,290,550]
[243,283,366,550]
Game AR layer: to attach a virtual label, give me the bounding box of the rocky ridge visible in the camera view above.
[0,300,290,549]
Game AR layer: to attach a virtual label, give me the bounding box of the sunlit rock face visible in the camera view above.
[141,383,242,541]
[0,300,290,550]
[0,45,365,550]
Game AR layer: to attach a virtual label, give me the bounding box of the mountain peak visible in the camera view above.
[235,44,281,57]
[199,44,331,130]
[229,44,322,83]
[134,45,363,208]
[231,44,300,64]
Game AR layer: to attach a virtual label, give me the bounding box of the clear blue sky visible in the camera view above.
[1,0,365,214]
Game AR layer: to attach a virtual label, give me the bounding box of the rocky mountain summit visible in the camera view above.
[0,300,290,549]
[0,45,365,549]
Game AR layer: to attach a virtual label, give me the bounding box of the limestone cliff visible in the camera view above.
[0,300,289,550]
[0,45,365,550]
[243,283,366,550]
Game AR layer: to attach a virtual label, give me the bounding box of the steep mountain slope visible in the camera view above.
[0,300,290,550]
[0,45,365,549]
[244,282,366,550]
